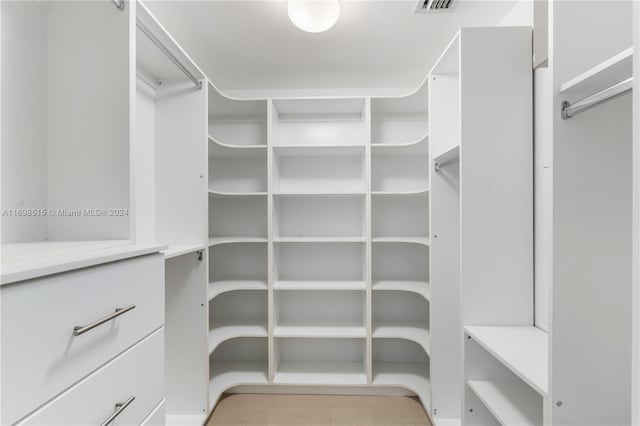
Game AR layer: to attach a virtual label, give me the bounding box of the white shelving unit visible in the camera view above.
[428,27,535,425]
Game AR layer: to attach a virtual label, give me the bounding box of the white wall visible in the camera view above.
[1,2,48,243]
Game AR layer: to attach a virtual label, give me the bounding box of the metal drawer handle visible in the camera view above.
[100,396,135,426]
[73,305,136,336]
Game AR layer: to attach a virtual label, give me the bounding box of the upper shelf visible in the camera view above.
[559,47,633,94]
[464,325,548,395]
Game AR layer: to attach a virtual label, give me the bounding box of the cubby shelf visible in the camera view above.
[274,280,366,291]
[372,280,431,301]
[208,321,268,355]
[274,321,366,338]
[208,237,267,246]
[274,361,367,385]
[274,237,366,243]
[467,380,542,426]
[273,191,366,196]
[373,322,431,356]
[464,326,548,395]
[209,361,268,408]
[208,189,267,197]
[272,145,365,155]
[371,133,429,155]
[207,280,268,302]
[372,236,430,246]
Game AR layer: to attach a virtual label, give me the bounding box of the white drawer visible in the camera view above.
[20,328,165,426]
[1,254,164,425]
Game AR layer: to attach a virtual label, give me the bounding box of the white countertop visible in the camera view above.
[1,240,167,285]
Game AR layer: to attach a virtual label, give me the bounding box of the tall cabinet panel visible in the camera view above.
[1,0,132,243]
[429,27,534,425]
[552,1,633,424]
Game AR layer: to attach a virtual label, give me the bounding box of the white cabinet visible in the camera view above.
[428,27,534,424]
[1,253,165,425]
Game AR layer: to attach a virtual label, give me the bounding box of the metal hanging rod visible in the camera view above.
[136,20,203,90]
[111,0,124,11]
[561,77,633,120]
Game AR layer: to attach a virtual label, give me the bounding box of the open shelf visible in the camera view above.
[209,195,267,240]
[372,243,428,283]
[372,237,430,246]
[209,337,268,408]
[274,338,367,385]
[275,242,365,283]
[372,280,430,301]
[209,290,267,353]
[208,237,267,246]
[274,290,365,338]
[272,99,366,147]
[464,326,548,395]
[371,83,428,145]
[559,47,633,94]
[207,280,267,301]
[274,191,366,196]
[208,320,268,355]
[372,149,429,193]
[372,191,428,240]
[209,243,267,284]
[371,133,429,155]
[373,291,430,355]
[274,280,366,291]
[208,85,267,147]
[274,237,366,243]
[372,340,430,408]
[208,134,266,151]
[208,154,266,194]
[272,145,365,156]
[274,321,366,339]
[372,188,429,196]
[467,380,542,426]
[373,322,431,356]
[208,189,267,197]
[273,148,365,194]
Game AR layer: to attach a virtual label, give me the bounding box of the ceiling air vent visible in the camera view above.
[415,0,455,13]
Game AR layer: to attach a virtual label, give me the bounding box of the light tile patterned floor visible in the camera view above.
[206,393,433,426]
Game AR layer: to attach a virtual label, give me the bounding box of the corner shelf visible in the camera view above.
[207,280,268,302]
[208,237,267,246]
[464,326,548,395]
[162,244,204,260]
[208,189,267,197]
[372,362,431,408]
[208,134,267,151]
[467,379,542,426]
[373,321,431,356]
[209,361,268,409]
[372,236,430,246]
[208,320,268,355]
[372,189,429,196]
[372,280,431,301]
[274,237,366,243]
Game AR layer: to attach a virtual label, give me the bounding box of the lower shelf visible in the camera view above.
[208,320,268,354]
[372,362,431,408]
[274,320,366,338]
[372,321,431,356]
[372,280,430,301]
[467,380,542,426]
[274,361,367,385]
[207,280,268,301]
[209,361,268,408]
[274,280,366,291]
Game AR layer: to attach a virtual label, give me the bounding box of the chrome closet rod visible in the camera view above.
[136,20,203,90]
[561,77,633,119]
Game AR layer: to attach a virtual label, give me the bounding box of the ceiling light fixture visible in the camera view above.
[287,0,341,33]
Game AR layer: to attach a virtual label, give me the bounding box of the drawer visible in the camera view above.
[1,254,164,425]
[20,328,164,426]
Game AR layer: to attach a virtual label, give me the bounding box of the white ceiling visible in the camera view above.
[144,0,518,95]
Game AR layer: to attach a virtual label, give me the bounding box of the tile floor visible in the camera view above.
[206,393,432,426]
